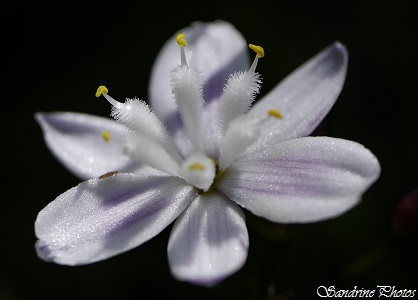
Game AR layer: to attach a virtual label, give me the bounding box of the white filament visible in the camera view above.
[106,96,182,164]
[170,65,206,153]
[219,113,271,170]
[220,70,261,134]
[124,134,181,177]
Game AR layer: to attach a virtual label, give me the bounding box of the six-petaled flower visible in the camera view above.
[35,20,380,286]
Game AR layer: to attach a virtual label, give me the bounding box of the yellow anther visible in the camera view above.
[268,109,283,119]
[188,162,206,171]
[102,131,111,142]
[99,171,118,179]
[96,85,108,97]
[176,33,187,47]
[249,44,265,58]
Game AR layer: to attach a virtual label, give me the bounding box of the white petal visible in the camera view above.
[149,20,249,132]
[216,137,380,223]
[35,173,197,265]
[250,42,348,145]
[35,112,145,180]
[168,192,249,286]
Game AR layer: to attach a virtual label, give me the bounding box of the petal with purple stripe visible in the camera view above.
[250,42,348,147]
[168,192,248,286]
[35,112,146,180]
[216,137,380,223]
[35,173,197,265]
[149,20,249,133]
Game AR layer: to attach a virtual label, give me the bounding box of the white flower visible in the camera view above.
[35,20,380,286]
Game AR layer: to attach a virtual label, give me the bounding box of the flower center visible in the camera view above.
[95,33,282,192]
[181,153,216,192]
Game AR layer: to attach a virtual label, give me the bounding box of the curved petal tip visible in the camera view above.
[333,40,348,65]
[319,41,348,78]
[35,240,54,262]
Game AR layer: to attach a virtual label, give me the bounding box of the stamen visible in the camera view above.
[95,87,181,173]
[95,86,182,164]
[219,43,265,134]
[219,108,282,170]
[219,114,263,170]
[170,62,205,153]
[176,33,188,66]
[124,135,181,177]
[248,44,265,74]
[101,131,111,142]
[95,86,123,109]
[219,108,283,171]
[268,108,283,119]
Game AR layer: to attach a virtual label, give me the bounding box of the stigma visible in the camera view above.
[181,153,216,192]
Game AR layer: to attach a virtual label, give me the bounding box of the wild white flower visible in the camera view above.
[35,20,380,286]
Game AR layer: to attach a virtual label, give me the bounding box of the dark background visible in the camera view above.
[2,0,417,299]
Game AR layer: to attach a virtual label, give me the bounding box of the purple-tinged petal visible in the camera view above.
[216,137,380,223]
[251,42,348,145]
[167,192,248,287]
[149,20,249,133]
[35,173,197,265]
[35,112,147,180]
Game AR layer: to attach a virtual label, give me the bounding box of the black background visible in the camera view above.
[2,0,417,299]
